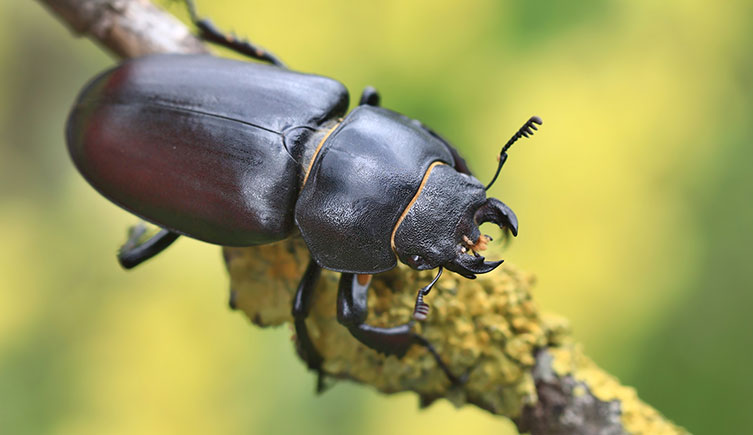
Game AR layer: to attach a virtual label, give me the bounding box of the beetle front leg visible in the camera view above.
[358,86,381,107]
[117,223,180,269]
[291,259,327,391]
[184,0,286,67]
[336,273,463,384]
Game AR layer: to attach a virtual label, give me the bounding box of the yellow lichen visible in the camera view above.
[549,345,688,434]
[224,240,543,416]
[223,239,685,432]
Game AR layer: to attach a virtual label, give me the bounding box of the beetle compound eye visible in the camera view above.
[407,254,430,270]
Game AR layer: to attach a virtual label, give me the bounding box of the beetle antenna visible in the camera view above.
[413,267,443,321]
[485,116,542,191]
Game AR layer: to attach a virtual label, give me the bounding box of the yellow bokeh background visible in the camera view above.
[2,1,751,433]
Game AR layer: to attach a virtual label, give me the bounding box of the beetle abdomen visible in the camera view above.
[67,54,349,246]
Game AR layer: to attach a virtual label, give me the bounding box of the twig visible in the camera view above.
[37,0,206,57]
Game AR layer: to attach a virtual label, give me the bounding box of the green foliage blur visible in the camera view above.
[1,1,751,433]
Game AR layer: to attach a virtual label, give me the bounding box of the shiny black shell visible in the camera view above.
[67,54,348,245]
[295,106,456,273]
[67,54,476,275]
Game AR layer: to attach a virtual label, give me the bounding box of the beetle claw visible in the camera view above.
[474,198,518,237]
[446,255,503,278]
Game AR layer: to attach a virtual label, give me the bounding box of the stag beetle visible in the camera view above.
[65,0,542,388]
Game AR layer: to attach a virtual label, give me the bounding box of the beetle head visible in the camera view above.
[393,164,518,279]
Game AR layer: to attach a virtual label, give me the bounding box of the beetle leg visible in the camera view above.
[184,0,286,67]
[336,273,464,385]
[358,86,381,106]
[292,259,327,392]
[117,223,180,269]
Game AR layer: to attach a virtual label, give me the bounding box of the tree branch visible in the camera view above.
[225,241,686,435]
[37,0,206,57]
[40,1,687,433]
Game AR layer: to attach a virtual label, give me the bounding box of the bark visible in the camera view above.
[39,1,687,433]
[37,0,206,57]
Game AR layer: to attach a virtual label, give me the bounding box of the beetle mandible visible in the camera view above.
[65,0,542,387]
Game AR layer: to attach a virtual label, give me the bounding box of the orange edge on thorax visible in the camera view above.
[390,161,446,252]
[301,122,341,188]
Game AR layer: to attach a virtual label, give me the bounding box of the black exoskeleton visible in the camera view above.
[65,0,542,390]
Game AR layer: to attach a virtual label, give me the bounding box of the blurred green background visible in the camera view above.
[1,0,751,433]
